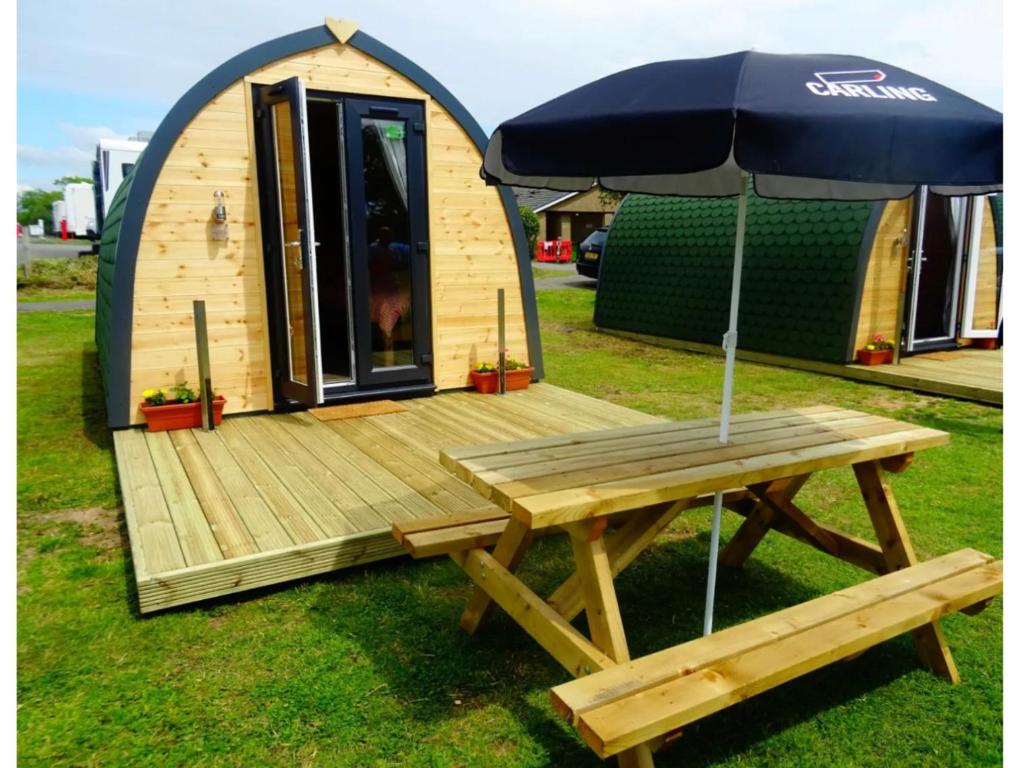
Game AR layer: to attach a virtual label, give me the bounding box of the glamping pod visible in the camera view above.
[96,18,541,428]
[595,188,1001,364]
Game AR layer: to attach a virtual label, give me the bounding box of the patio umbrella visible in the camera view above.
[481,51,1002,635]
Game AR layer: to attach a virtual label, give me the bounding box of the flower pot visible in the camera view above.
[505,367,533,391]
[140,396,227,432]
[470,370,500,394]
[856,348,893,366]
[973,337,998,350]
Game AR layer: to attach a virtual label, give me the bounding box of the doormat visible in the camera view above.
[309,400,408,421]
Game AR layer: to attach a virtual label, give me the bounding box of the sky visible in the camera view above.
[16,0,1003,192]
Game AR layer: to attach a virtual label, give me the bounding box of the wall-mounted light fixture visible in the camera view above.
[211,190,229,241]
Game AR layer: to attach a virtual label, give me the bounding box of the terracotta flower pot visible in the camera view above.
[857,348,893,366]
[140,396,227,432]
[973,337,998,350]
[505,367,533,391]
[470,370,500,394]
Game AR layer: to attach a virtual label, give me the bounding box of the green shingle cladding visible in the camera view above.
[594,188,876,363]
[95,166,136,389]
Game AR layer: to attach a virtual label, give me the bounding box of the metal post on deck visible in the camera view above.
[194,300,214,431]
[497,288,506,395]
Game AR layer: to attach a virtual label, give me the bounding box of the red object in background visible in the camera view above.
[16,223,22,238]
[535,239,573,262]
[60,219,68,240]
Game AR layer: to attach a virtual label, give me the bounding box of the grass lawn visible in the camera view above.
[17,289,97,303]
[17,291,1002,767]
[17,256,98,304]
[531,266,568,280]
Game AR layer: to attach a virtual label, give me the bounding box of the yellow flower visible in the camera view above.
[886,339,895,347]
[160,388,170,395]
[865,344,876,351]
[142,388,155,398]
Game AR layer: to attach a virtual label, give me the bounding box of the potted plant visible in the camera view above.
[503,356,533,391]
[856,335,895,366]
[470,362,500,394]
[139,382,226,432]
[469,356,535,394]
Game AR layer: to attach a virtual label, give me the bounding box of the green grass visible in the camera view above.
[18,255,98,295]
[531,266,568,280]
[17,289,97,303]
[17,293,1002,767]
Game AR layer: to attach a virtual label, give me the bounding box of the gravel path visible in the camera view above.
[18,300,96,313]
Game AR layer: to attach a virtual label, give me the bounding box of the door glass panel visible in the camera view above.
[272,102,308,384]
[914,193,959,340]
[361,117,414,369]
[967,198,1001,334]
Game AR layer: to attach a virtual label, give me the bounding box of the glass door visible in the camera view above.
[343,98,433,388]
[905,188,963,351]
[259,77,324,405]
[959,196,1002,340]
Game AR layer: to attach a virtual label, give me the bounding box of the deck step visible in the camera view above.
[550,549,1002,758]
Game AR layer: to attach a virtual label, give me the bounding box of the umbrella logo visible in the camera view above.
[806,70,937,102]
[814,70,886,85]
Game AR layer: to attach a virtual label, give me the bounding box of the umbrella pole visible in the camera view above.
[703,170,749,636]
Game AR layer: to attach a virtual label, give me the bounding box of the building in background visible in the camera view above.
[595,189,1002,364]
[513,187,619,246]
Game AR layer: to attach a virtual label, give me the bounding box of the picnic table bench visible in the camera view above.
[392,405,1002,767]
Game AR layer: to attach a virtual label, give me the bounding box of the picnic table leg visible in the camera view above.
[719,475,810,567]
[568,520,655,768]
[548,499,691,622]
[853,460,960,683]
[459,518,532,634]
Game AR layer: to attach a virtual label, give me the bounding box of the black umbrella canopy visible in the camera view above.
[483,51,1002,199]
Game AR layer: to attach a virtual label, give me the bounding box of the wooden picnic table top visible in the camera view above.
[440,405,949,529]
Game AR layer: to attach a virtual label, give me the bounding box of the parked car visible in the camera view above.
[576,227,609,278]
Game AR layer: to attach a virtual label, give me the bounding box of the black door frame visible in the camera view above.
[254,84,434,406]
[343,96,433,388]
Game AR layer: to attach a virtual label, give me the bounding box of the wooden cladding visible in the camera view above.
[128,42,528,423]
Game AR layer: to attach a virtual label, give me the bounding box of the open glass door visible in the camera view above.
[259,78,324,405]
[905,188,963,351]
[343,98,433,388]
[960,196,1003,340]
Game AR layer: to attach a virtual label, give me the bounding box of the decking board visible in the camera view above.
[115,383,663,612]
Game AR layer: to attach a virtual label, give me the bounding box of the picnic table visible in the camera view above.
[393,405,1002,767]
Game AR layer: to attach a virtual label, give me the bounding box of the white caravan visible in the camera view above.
[93,135,149,235]
[63,182,97,238]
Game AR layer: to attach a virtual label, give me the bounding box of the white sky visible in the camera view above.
[15,0,1004,190]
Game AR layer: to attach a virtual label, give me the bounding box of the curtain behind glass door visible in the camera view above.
[361,117,414,369]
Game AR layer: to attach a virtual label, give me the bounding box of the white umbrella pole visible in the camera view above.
[703,170,749,636]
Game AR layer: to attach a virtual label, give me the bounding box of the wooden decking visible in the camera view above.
[844,347,1002,405]
[115,383,663,613]
[601,330,1002,405]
